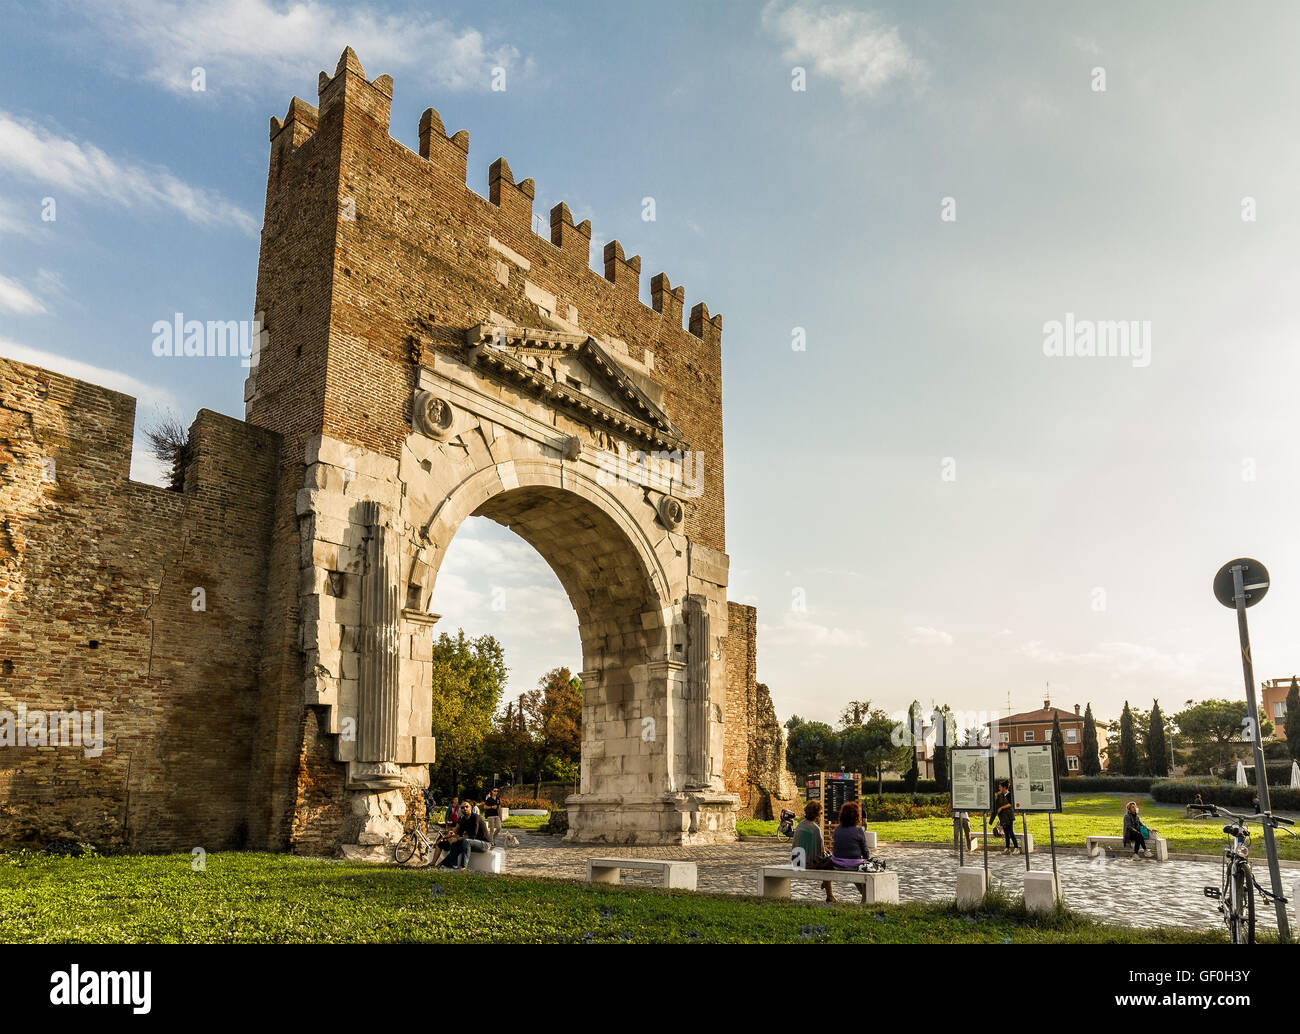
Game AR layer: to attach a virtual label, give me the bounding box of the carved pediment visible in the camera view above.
[465,324,685,449]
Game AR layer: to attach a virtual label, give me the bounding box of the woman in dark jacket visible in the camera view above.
[831,801,872,902]
[1122,800,1148,857]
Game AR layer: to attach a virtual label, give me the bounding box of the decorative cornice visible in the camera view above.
[465,324,685,449]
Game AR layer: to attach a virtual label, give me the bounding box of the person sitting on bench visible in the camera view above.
[439,801,492,869]
[1122,800,1149,858]
[831,801,872,902]
[792,800,837,903]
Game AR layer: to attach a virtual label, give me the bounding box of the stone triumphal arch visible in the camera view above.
[246,51,744,853]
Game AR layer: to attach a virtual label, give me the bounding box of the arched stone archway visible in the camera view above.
[293,327,738,850]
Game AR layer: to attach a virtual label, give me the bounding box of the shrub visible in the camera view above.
[858,794,950,822]
[1058,776,1155,794]
[875,779,940,794]
[1209,762,1296,786]
[500,797,552,812]
[1150,781,1300,810]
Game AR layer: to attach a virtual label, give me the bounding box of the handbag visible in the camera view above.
[1139,823,1151,839]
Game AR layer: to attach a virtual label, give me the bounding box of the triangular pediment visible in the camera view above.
[465,323,684,448]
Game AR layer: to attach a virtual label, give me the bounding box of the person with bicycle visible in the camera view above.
[1122,799,1149,858]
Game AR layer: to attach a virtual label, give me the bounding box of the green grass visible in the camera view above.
[501,815,547,830]
[0,851,1228,944]
[741,795,1300,860]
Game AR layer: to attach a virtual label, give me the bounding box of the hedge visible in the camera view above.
[1057,776,1155,794]
[1210,762,1298,787]
[1150,781,1300,810]
[873,779,940,794]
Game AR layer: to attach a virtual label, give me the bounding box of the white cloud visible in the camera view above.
[0,273,46,315]
[907,625,953,647]
[0,196,44,239]
[762,1,925,98]
[0,338,180,486]
[761,608,869,649]
[83,0,528,96]
[1014,638,1205,685]
[0,111,257,234]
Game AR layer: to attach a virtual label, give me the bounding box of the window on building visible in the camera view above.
[1024,730,1035,741]
[1276,702,1287,720]
[1066,729,1078,743]
[1068,755,1079,771]
[999,732,1009,744]
[1045,729,1052,740]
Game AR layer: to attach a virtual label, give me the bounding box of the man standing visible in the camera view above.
[440,801,492,869]
[483,786,503,845]
[991,781,1019,854]
[952,809,971,852]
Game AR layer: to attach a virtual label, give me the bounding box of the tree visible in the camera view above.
[903,702,920,790]
[1146,700,1169,777]
[931,704,954,791]
[1108,704,1149,770]
[1118,702,1140,776]
[532,667,582,797]
[1174,699,1273,774]
[1285,677,1300,763]
[785,716,838,781]
[1050,711,1068,780]
[838,709,911,794]
[1081,703,1102,775]
[429,630,508,794]
[838,700,874,727]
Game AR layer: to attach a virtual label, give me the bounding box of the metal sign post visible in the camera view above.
[1214,558,1291,943]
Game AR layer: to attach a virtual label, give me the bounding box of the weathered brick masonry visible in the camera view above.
[0,362,278,850]
[0,48,788,852]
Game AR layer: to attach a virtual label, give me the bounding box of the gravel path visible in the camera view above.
[489,831,1300,932]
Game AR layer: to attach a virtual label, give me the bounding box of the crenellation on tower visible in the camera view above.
[549,201,592,260]
[651,272,686,327]
[603,240,641,299]
[317,46,392,131]
[689,301,723,346]
[488,157,534,228]
[417,107,469,184]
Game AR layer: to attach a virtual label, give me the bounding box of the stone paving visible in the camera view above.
[489,830,1300,932]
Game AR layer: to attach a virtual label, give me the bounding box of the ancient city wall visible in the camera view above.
[0,359,279,851]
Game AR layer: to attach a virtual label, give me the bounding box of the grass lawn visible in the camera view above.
[739,794,1300,860]
[0,851,1229,944]
[501,815,547,831]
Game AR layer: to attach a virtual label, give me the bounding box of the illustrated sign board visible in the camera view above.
[1008,743,1061,813]
[949,746,992,813]
[806,771,860,855]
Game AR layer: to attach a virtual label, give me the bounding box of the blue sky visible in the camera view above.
[4,1,1300,729]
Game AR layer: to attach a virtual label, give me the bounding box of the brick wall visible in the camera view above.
[0,359,279,851]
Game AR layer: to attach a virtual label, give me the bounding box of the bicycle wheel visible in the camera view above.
[1243,864,1256,945]
[394,831,419,865]
[1227,864,1249,944]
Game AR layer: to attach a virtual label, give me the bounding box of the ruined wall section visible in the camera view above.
[0,359,279,851]
[723,601,798,818]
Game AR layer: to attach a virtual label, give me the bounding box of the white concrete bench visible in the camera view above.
[760,866,898,903]
[969,831,1034,853]
[587,858,697,890]
[468,847,506,874]
[1086,834,1168,861]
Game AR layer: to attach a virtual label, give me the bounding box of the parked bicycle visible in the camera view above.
[1189,803,1295,943]
[776,808,797,842]
[394,824,446,866]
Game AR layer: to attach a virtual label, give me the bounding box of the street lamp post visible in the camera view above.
[1213,558,1291,943]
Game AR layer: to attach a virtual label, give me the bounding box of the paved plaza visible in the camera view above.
[487,830,1300,933]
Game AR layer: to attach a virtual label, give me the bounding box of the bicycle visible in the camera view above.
[776,809,797,843]
[394,824,449,866]
[1190,803,1295,944]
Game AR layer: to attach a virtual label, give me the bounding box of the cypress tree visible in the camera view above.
[1119,701,1139,776]
[1146,700,1169,776]
[1081,703,1102,775]
[1050,710,1068,781]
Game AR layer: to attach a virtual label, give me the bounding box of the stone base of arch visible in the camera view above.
[563,791,740,846]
